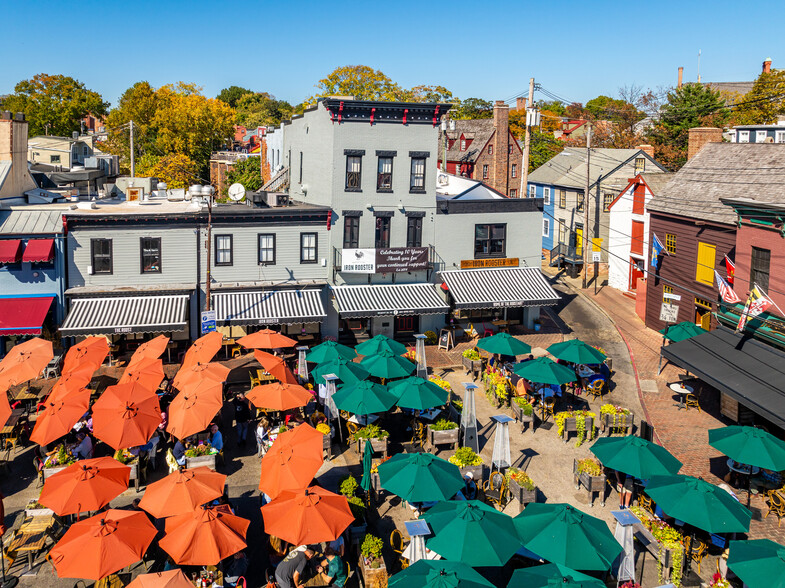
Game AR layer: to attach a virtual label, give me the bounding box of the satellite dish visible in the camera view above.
[228,183,246,202]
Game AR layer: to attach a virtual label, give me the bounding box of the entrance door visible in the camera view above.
[575,227,583,256]
[394,315,418,339]
[372,316,395,339]
[695,297,713,330]
[629,258,644,291]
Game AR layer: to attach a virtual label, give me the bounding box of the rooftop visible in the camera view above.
[528,148,664,189]
[435,172,506,200]
[438,119,495,164]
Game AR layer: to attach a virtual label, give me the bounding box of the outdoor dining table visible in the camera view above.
[669,383,693,409]
[347,414,379,425]
[7,514,56,573]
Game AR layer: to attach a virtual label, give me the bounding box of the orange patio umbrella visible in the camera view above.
[0,337,53,389]
[127,570,194,588]
[92,383,162,450]
[138,466,226,519]
[119,357,164,392]
[247,381,312,411]
[261,486,354,545]
[254,350,298,384]
[128,335,170,368]
[62,336,109,374]
[49,509,157,580]
[159,505,249,566]
[259,424,324,498]
[238,329,296,350]
[167,379,224,440]
[0,395,11,432]
[48,362,96,400]
[30,384,90,447]
[39,457,130,516]
[173,361,230,391]
[181,331,223,371]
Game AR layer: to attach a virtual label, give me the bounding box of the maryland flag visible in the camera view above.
[736,284,774,332]
[724,255,736,285]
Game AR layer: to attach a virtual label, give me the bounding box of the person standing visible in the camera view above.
[275,548,314,588]
[233,392,252,447]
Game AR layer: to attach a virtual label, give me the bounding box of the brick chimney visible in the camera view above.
[516,97,526,111]
[677,67,683,89]
[763,57,772,74]
[0,112,38,199]
[636,144,655,158]
[688,127,723,160]
[492,101,510,194]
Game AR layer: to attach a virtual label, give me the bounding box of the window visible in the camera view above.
[410,158,426,192]
[508,144,513,155]
[738,130,750,143]
[777,131,785,144]
[140,237,161,273]
[695,241,716,285]
[300,233,317,263]
[343,216,359,249]
[215,235,233,266]
[635,157,645,173]
[488,144,493,155]
[90,239,112,274]
[377,157,393,191]
[298,151,303,183]
[460,139,466,151]
[528,185,535,198]
[665,233,677,254]
[543,187,550,205]
[542,218,550,237]
[406,216,423,247]
[258,234,276,265]
[756,130,768,143]
[482,165,489,179]
[577,191,585,212]
[474,224,506,258]
[50,155,60,164]
[750,246,771,292]
[559,190,566,209]
[509,189,517,197]
[662,285,673,303]
[345,156,362,191]
[559,221,568,244]
[83,146,89,156]
[375,217,391,248]
[511,164,517,178]
[603,193,614,212]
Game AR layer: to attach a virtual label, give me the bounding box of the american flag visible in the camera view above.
[714,270,740,304]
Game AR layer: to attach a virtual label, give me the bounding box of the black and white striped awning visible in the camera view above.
[61,294,190,336]
[213,289,326,325]
[439,267,560,309]
[333,283,449,318]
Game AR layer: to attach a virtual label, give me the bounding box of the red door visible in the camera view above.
[629,258,644,291]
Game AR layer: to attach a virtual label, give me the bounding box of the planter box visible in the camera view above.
[511,402,537,432]
[359,556,387,586]
[322,434,332,459]
[560,417,594,444]
[186,454,217,470]
[459,464,484,484]
[357,437,388,459]
[42,465,67,481]
[25,501,54,517]
[573,459,606,507]
[462,357,483,380]
[427,426,459,451]
[634,523,684,583]
[600,412,634,436]
[509,478,538,513]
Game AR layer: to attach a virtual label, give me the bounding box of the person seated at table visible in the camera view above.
[306,546,347,587]
[225,550,248,587]
[520,354,535,364]
[463,472,478,500]
[328,533,345,558]
[275,546,314,588]
[173,438,187,466]
[70,431,93,459]
[752,468,783,491]
[209,424,224,453]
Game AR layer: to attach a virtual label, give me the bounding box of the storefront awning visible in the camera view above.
[333,283,449,318]
[61,294,190,336]
[438,267,560,309]
[0,239,22,264]
[212,289,326,325]
[0,295,54,336]
[22,239,55,263]
[661,326,785,428]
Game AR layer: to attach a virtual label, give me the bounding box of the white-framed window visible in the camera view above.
[777,131,785,144]
[756,130,768,143]
[730,130,737,142]
[542,218,550,237]
[529,184,536,198]
[543,187,551,205]
[511,163,517,178]
[460,138,466,151]
[738,130,750,143]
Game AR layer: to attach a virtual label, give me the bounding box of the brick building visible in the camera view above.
[437,101,523,197]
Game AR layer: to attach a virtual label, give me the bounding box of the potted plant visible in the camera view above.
[630,506,684,586]
[424,331,437,345]
[25,498,54,517]
[114,448,141,492]
[511,396,536,432]
[599,404,634,436]
[43,444,76,480]
[461,348,484,380]
[185,442,218,470]
[316,422,332,457]
[361,533,385,569]
[555,410,595,446]
[506,467,537,512]
[573,458,606,507]
[483,371,510,408]
[449,447,483,482]
[340,475,368,540]
[352,424,390,459]
[427,418,459,451]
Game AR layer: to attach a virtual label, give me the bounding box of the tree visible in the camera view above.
[405,85,455,103]
[216,86,254,108]
[733,70,785,125]
[529,129,565,172]
[1,73,108,136]
[235,93,293,129]
[645,82,729,170]
[136,153,200,189]
[311,65,404,102]
[451,98,493,119]
[225,156,262,195]
[101,81,159,165]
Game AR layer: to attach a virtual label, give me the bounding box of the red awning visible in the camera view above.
[0,240,22,264]
[0,296,54,336]
[22,239,55,263]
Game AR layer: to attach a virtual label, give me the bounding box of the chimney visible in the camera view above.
[0,112,38,199]
[636,144,655,158]
[763,57,772,74]
[688,127,723,160]
[492,100,510,195]
[677,67,684,89]
[516,97,526,111]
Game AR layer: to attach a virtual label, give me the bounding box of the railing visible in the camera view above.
[549,243,583,265]
[262,166,289,192]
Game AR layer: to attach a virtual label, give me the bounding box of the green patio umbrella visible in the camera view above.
[422,500,521,567]
[590,436,682,480]
[389,376,448,411]
[728,539,785,587]
[507,564,604,588]
[659,321,705,342]
[355,334,407,357]
[645,474,752,533]
[513,357,577,386]
[305,340,356,363]
[477,332,531,356]
[513,503,622,571]
[709,426,785,471]
[360,349,415,379]
[388,561,494,588]
[360,433,374,495]
[547,339,606,365]
[311,358,369,385]
[377,452,464,503]
[332,380,397,415]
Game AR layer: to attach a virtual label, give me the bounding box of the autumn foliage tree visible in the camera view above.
[733,70,785,125]
[136,153,200,189]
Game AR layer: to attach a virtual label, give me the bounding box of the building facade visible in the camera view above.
[730,122,785,144]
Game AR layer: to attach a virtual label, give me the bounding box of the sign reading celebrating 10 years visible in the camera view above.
[341,247,429,274]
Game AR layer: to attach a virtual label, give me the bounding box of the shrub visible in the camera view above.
[448,447,483,468]
[462,348,481,360]
[361,534,384,560]
[352,424,389,441]
[513,396,533,415]
[430,419,458,431]
[424,330,437,345]
[339,475,359,498]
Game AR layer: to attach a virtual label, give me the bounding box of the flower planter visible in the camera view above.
[186,454,217,470]
[462,356,483,381]
[573,459,606,507]
[427,426,459,451]
[634,523,684,583]
[25,501,54,517]
[42,465,68,481]
[459,464,484,484]
[357,437,388,460]
[601,412,634,436]
[511,402,537,432]
[560,417,594,444]
[359,556,387,586]
[509,478,538,513]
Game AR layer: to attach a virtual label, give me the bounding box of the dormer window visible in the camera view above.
[460,138,466,151]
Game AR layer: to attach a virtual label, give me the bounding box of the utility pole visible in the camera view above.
[582,123,592,289]
[519,77,536,199]
[129,120,135,177]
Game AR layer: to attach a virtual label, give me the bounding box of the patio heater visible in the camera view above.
[403,520,432,564]
[461,382,479,453]
[490,414,513,471]
[323,373,341,442]
[413,334,428,379]
[296,346,309,383]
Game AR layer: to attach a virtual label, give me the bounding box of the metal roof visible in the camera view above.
[0,209,64,235]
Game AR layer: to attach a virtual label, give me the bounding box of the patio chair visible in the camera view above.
[638,493,655,515]
[586,379,606,401]
[765,491,785,526]
[541,397,555,422]
[165,449,179,474]
[409,421,425,449]
[2,529,19,570]
[346,422,358,445]
[249,372,261,388]
[483,471,508,510]
[390,529,409,570]
[686,393,701,412]
[686,537,709,574]
[33,455,45,487]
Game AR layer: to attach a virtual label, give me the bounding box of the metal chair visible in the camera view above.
[638,493,655,515]
[410,421,425,449]
[686,537,709,574]
[586,379,606,401]
[390,529,409,570]
[765,491,785,526]
[483,471,508,510]
[346,422,358,444]
[686,393,701,412]
[541,397,555,422]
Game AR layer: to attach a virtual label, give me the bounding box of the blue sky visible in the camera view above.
[4,0,779,107]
